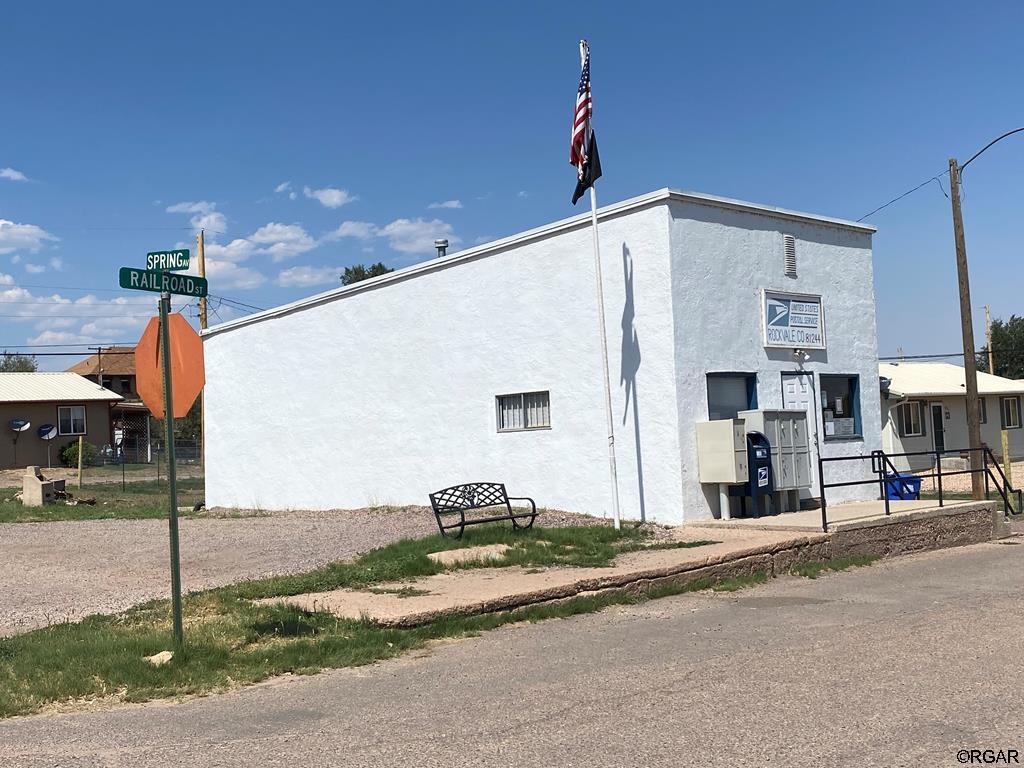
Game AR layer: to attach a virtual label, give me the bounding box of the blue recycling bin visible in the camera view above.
[885,473,922,501]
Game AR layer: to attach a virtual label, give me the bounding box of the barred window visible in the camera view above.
[496,391,550,432]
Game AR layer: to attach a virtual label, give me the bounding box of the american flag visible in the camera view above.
[570,40,593,177]
[570,40,602,205]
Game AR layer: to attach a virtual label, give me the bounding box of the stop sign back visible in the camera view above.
[135,314,206,419]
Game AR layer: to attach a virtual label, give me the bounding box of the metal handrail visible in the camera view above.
[817,446,1019,533]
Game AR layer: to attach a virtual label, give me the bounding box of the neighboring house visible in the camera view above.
[0,373,122,469]
[66,346,138,399]
[66,347,152,462]
[879,361,1024,471]
[202,188,881,524]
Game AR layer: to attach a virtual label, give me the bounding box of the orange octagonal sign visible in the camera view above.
[135,315,206,419]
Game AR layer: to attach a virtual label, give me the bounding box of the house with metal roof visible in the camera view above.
[0,372,121,469]
[203,188,881,523]
[880,361,1024,471]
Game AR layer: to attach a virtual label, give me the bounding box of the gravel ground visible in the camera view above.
[915,459,1024,493]
[0,506,612,636]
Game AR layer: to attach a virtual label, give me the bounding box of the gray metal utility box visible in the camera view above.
[695,419,749,484]
[738,409,812,491]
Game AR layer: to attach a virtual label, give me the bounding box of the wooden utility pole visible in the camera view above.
[197,230,207,472]
[197,230,208,330]
[949,158,985,500]
[987,305,1013,485]
[985,306,995,373]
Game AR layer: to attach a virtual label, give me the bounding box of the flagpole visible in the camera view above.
[588,182,622,530]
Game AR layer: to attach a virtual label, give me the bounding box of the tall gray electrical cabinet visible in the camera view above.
[739,409,812,511]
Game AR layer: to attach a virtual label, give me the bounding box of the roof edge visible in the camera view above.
[204,187,874,339]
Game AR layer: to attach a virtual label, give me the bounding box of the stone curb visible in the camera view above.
[361,503,1004,627]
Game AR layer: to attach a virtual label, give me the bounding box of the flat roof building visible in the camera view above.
[203,188,881,524]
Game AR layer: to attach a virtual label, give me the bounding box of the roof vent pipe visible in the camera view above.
[434,239,448,258]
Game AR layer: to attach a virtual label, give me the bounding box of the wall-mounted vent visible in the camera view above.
[783,234,797,278]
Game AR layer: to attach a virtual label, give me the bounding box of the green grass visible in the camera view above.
[0,556,762,719]
[790,554,879,579]
[223,525,717,601]
[0,478,205,523]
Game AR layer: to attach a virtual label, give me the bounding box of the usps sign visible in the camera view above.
[762,290,826,349]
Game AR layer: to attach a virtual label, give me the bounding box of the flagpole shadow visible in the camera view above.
[620,244,646,523]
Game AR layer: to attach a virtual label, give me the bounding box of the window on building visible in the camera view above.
[898,401,925,437]
[706,373,757,420]
[820,374,861,440]
[980,397,987,424]
[58,405,87,435]
[1001,396,1022,430]
[496,391,550,431]
[119,378,132,395]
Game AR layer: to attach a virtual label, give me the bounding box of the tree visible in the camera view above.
[340,262,393,285]
[977,314,1024,380]
[0,352,38,372]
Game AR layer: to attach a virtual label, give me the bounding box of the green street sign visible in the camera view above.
[146,249,190,271]
[119,267,208,297]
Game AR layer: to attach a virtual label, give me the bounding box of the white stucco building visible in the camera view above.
[204,188,881,524]
[880,361,1024,471]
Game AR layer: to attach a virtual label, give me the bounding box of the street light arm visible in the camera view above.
[960,127,1024,172]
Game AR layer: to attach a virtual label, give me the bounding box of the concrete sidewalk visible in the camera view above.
[273,500,1007,627]
[274,526,826,626]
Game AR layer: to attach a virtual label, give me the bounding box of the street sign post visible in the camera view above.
[146,248,190,271]
[119,267,207,297]
[121,251,209,650]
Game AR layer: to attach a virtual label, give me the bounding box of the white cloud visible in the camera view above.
[166,201,225,232]
[378,218,459,254]
[323,221,378,241]
[48,257,64,271]
[203,238,257,263]
[192,211,227,233]
[303,186,357,209]
[428,199,463,210]
[24,263,45,274]
[0,272,14,285]
[0,284,159,348]
[200,259,266,289]
[249,222,316,261]
[0,219,59,254]
[166,201,214,215]
[10,254,21,264]
[1,167,28,182]
[274,181,292,194]
[276,265,340,288]
[517,190,528,198]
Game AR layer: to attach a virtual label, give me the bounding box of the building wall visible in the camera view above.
[882,395,1024,472]
[0,402,112,469]
[204,204,687,521]
[667,199,881,519]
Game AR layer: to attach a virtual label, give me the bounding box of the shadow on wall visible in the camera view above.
[620,243,646,522]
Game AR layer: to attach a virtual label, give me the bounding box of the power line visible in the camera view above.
[1,351,135,357]
[857,171,950,222]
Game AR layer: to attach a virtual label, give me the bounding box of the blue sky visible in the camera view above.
[2,1,1023,369]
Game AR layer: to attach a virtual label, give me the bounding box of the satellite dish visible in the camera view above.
[38,424,57,441]
[9,419,31,467]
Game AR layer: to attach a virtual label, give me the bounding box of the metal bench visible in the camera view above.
[428,482,538,539]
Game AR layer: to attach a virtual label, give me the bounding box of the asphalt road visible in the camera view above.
[2,540,1022,767]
